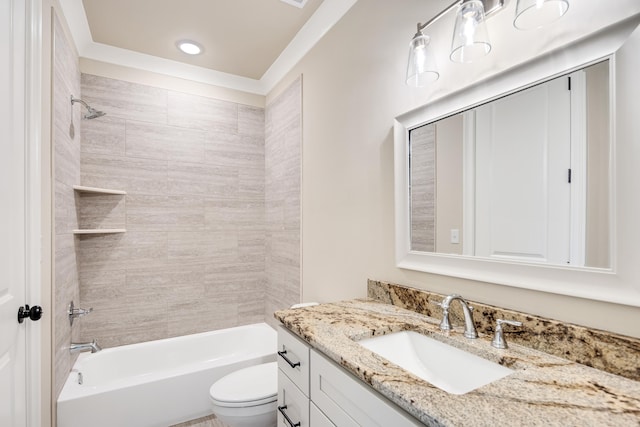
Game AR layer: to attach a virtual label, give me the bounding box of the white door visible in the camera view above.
[0,0,28,426]
[473,76,572,264]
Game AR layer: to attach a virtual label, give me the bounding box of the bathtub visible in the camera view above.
[57,323,277,427]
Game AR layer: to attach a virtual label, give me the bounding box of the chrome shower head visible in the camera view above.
[84,107,106,120]
[70,96,106,119]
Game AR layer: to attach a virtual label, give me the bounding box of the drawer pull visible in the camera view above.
[278,350,301,368]
[278,405,301,427]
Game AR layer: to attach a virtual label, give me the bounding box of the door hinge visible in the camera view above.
[568,168,572,183]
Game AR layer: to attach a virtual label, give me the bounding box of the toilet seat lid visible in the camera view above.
[209,362,277,408]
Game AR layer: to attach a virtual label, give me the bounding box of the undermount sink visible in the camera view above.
[357,331,513,395]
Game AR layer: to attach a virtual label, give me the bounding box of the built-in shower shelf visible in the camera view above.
[73,229,126,235]
[73,185,126,235]
[73,185,127,195]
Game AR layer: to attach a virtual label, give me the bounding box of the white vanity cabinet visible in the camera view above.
[277,326,424,427]
[277,326,310,427]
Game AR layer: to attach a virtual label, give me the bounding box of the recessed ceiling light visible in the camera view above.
[176,40,203,55]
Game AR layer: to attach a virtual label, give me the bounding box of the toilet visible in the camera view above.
[209,304,317,427]
[209,361,278,427]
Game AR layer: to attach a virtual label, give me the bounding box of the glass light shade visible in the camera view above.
[514,0,569,30]
[406,32,439,87]
[450,0,491,63]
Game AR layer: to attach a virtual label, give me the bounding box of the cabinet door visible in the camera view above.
[278,369,310,427]
[310,350,423,427]
[310,403,336,427]
[278,326,311,396]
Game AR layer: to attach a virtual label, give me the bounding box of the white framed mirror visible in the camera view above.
[394,17,640,307]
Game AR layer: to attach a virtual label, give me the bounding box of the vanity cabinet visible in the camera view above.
[277,326,310,427]
[277,326,423,427]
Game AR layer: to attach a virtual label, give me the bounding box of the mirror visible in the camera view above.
[394,18,640,307]
[408,61,610,268]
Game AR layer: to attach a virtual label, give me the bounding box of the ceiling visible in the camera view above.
[61,0,357,94]
[82,0,323,80]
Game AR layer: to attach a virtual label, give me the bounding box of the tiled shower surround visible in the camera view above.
[264,78,302,322]
[54,66,301,402]
[75,74,300,348]
[51,24,301,398]
[77,74,266,347]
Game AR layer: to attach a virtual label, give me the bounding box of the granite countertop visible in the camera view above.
[275,299,640,426]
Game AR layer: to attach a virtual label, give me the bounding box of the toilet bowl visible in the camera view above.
[209,362,278,427]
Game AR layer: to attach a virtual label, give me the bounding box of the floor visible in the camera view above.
[171,414,229,427]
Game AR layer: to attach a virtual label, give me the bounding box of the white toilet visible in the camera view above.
[210,304,317,426]
[209,361,278,427]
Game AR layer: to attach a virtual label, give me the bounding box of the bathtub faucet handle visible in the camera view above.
[68,301,93,325]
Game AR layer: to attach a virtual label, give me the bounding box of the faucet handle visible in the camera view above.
[68,301,94,326]
[491,319,523,349]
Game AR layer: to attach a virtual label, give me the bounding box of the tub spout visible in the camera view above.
[70,339,101,354]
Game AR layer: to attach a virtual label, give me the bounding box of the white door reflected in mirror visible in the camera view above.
[408,61,610,268]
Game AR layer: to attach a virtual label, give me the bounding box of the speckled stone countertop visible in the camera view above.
[275,300,640,426]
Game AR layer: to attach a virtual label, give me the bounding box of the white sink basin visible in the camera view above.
[358,331,513,395]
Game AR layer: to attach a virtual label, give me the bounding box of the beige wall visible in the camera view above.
[585,61,610,268]
[267,0,640,338]
[435,115,463,255]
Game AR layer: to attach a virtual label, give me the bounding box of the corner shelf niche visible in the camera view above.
[73,185,127,235]
[73,185,126,195]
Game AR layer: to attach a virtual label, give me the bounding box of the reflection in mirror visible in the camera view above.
[409,60,610,268]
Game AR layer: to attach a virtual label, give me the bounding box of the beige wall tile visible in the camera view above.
[77,193,126,230]
[167,161,238,198]
[126,120,206,163]
[126,194,205,231]
[77,232,168,271]
[81,115,126,156]
[81,74,168,124]
[204,197,264,232]
[81,153,168,195]
[264,77,302,319]
[168,91,238,133]
[53,15,82,398]
[205,133,264,169]
[238,105,265,138]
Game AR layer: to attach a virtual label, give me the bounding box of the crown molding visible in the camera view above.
[58,0,357,96]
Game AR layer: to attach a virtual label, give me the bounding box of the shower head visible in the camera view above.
[70,96,106,119]
[84,107,106,120]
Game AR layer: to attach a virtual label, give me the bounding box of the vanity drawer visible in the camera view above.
[278,369,310,427]
[277,326,310,396]
[310,350,422,427]
[310,402,336,427]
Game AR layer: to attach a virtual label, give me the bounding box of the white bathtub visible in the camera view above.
[57,323,277,427]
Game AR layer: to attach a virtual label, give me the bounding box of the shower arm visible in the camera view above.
[70,96,90,109]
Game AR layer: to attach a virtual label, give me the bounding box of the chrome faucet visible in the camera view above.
[70,339,102,354]
[437,294,478,339]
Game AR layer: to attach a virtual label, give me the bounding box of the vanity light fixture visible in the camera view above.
[176,40,203,55]
[450,0,492,63]
[514,0,570,30]
[406,30,439,87]
[406,0,570,86]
